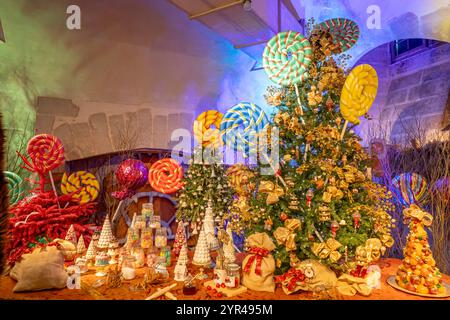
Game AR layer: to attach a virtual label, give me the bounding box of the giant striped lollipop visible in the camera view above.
[339,64,378,139]
[4,171,23,205]
[27,134,65,173]
[220,102,269,156]
[61,171,100,204]
[314,18,360,53]
[149,158,184,194]
[193,110,223,148]
[392,173,428,206]
[263,31,312,86]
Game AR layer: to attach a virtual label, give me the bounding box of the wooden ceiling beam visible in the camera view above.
[189,0,243,20]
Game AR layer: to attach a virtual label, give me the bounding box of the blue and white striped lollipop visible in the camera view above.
[220,102,269,156]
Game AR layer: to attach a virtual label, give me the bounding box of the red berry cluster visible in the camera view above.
[206,283,225,298]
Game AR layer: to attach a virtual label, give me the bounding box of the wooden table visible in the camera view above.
[1,258,448,300]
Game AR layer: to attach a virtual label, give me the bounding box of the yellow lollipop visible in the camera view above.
[193,110,223,148]
[340,64,378,139]
[61,171,100,204]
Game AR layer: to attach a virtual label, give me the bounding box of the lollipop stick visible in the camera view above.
[303,143,310,162]
[48,171,61,210]
[112,200,124,225]
[340,120,349,141]
[312,224,324,243]
[262,153,288,190]
[294,84,305,124]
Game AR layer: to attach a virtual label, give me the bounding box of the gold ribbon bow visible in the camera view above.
[379,233,394,248]
[259,181,285,205]
[322,186,344,203]
[312,238,342,263]
[336,274,372,296]
[403,204,433,226]
[355,238,383,266]
[273,219,302,251]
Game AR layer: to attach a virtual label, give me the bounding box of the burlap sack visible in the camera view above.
[242,233,276,292]
[10,246,68,292]
[281,259,337,295]
[52,238,77,261]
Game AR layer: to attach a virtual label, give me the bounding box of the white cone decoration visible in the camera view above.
[192,226,211,266]
[174,244,189,282]
[203,200,220,251]
[86,238,97,260]
[224,228,236,265]
[97,215,114,249]
[77,234,87,254]
[178,244,189,265]
[65,224,77,246]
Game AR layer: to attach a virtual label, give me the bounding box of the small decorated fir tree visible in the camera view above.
[203,200,220,251]
[65,224,77,246]
[176,148,232,234]
[174,244,189,282]
[77,234,87,254]
[86,238,97,261]
[173,221,187,256]
[97,215,114,249]
[223,228,236,265]
[192,226,211,266]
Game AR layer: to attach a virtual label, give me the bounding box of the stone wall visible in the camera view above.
[356,42,450,145]
[35,98,193,161]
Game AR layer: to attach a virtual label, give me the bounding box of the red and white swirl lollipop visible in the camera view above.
[27,134,65,174]
[149,158,184,194]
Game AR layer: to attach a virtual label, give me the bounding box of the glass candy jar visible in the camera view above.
[154,256,169,279]
[149,214,161,229]
[142,203,154,225]
[127,227,140,248]
[159,246,171,267]
[121,255,136,280]
[134,214,146,230]
[225,263,241,288]
[155,227,168,249]
[131,247,146,268]
[146,248,159,268]
[141,227,153,249]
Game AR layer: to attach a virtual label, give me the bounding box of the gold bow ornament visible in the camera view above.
[312,238,342,263]
[336,273,372,296]
[259,180,285,205]
[355,238,383,267]
[403,204,433,226]
[322,186,344,203]
[273,219,302,251]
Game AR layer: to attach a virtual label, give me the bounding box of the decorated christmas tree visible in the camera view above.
[97,215,114,249]
[395,204,446,295]
[65,224,77,246]
[77,234,87,254]
[192,226,211,266]
[231,20,394,274]
[176,148,232,234]
[173,221,187,256]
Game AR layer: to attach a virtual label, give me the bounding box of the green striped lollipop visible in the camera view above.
[314,18,360,53]
[263,31,312,86]
[4,171,23,205]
